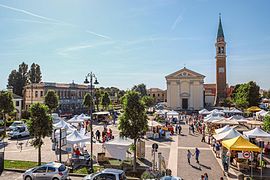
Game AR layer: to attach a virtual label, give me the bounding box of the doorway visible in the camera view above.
[182,98,188,109]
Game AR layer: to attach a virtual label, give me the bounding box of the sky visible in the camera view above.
[1,0,270,91]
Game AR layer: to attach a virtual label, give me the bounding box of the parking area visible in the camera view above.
[0,171,84,180]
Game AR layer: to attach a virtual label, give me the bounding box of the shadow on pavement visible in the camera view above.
[190,164,202,171]
[199,163,211,170]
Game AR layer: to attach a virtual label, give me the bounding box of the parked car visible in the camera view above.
[160,176,182,180]
[23,162,69,180]
[8,120,25,131]
[8,125,30,138]
[83,168,126,180]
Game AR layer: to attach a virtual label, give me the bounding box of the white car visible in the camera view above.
[8,121,25,131]
[160,176,182,180]
[8,125,30,138]
[83,168,126,180]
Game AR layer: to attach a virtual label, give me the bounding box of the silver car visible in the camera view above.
[83,168,126,180]
[23,162,69,180]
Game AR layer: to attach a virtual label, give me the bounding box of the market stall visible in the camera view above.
[213,128,242,141]
[243,127,270,139]
[93,111,111,123]
[53,119,76,134]
[215,125,232,134]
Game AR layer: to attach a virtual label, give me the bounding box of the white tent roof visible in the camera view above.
[54,119,76,134]
[66,130,90,144]
[77,113,90,120]
[67,115,85,123]
[93,111,110,115]
[243,127,270,138]
[212,118,239,125]
[215,125,231,134]
[204,115,223,122]
[213,128,241,141]
[256,110,267,116]
[230,108,243,114]
[148,120,162,127]
[167,110,179,116]
[228,115,248,123]
[261,111,270,117]
[199,109,210,115]
[104,136,133,160]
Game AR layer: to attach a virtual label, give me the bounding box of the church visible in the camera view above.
[166,15,228,110]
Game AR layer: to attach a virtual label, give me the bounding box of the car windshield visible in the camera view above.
[58,164,66,172]
[11,122,23,126]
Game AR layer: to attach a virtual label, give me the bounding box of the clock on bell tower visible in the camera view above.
[215,14,227,105]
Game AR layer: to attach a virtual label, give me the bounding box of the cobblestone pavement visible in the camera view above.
[0,171,83,180]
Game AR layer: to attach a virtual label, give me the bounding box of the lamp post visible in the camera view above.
[84,72,99,173]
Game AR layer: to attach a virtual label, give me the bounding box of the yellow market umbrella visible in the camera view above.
[247,106,261,112]
[222,136,260,152]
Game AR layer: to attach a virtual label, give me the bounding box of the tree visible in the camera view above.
[83,93,93,111]
[28,103,52,165]
[141,96,155,108]
[95,90,101,111]
[118,91,148,171]
[101,92,110,110]
[263,116,270,133]
[232,81,260,109]
[7,62,29,96]
[29,63,42,83]
[262,90,270,99]
[0,91,14,139]
[132,84,147,97]
[44,90,59,114]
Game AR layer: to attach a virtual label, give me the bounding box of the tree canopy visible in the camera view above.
[232,81,260,109]
[101,92,110,110]
[141,95,155,108]
[29,63,42,83]
[263,116,270,133]
[132,83,147,97]
[44,90,59,113]
[118,91,148,171]
[83,93,93,109]
[29,103,52,165]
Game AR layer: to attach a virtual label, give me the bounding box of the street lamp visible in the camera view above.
[84,72,99,173]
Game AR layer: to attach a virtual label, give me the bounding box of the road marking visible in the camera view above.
[167,135,179,176]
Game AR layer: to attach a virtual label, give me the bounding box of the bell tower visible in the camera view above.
[215,14,227,105]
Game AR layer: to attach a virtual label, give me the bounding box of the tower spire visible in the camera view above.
[217,13,224,39]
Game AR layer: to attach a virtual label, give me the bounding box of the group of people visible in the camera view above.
[187,148,200,164]
[95,126,114,143]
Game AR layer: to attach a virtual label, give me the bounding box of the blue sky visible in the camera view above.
[1,0,270,90]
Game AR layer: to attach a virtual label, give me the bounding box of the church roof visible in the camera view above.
[217,15,224,39]
[165,67,205,79]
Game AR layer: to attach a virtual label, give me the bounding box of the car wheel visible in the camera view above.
[52,178,59,180]
[24,176,32,180]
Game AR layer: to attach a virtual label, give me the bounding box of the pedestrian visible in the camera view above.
[201,132,205,142]
[187,150,192,165]
[179,124,182,135]
[194,148,200,163]
[191,124,195,134]
[175,124,178,134]
[95,130,100,142]
[204,173,208,180]
[199,175,204,180]
[215,142,221,158]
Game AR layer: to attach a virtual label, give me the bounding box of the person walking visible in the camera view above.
[204,173,208,180]
[187,150,192,165]
[194,148,200,163]
[178,124,182,135]
[191,124,195,134]
[215,142,221,158]
[201,132,206,142]
[95,130,100,142]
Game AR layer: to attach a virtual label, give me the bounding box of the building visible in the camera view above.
[166,67,205,110]
[215,15,227,105]
[147,88,167,103]
[6,86,23,119]
[23,82,91,115]
[204,84,216,107]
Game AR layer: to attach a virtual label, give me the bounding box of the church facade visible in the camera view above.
[166,67,205,110]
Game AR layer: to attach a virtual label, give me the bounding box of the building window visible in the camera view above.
[16,101,20,107]
[158,94,160,97]
[35,91,38,98]
[153,94,155,97]
[40,91,43,97]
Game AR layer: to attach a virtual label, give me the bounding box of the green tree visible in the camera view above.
[0,91,14,139]
[247,81,260,106]
[141,96,155,108]
[29,63,42,83]
[118,91,148,171]
[263,116,270,133]
[262,90,270,99]
[101,92,110,110]
[83,93,93,111]
[28,103,52,165]
[44,90,59,114]
[7,62,29,96]
[132,83,147,97]
[95,90,101,111]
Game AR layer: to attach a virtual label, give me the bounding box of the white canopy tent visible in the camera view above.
[204,115,224,123]
[104,136,133,160]
[167,110,179,116]
[54,119,76,134]
[67,115,85,124]
[93,111,110,116]
[243,127,270,138]
[215,125,231,134]
[148,120,162,127]
[77,113,90,120]
[256,110,267,116]
[66,130,90,144]
[228,115,248,123]
[52,113,64,124]
[213,128,242,141]
[212,118,239,125]
[199,109,210,115]
[230,108,243,114]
